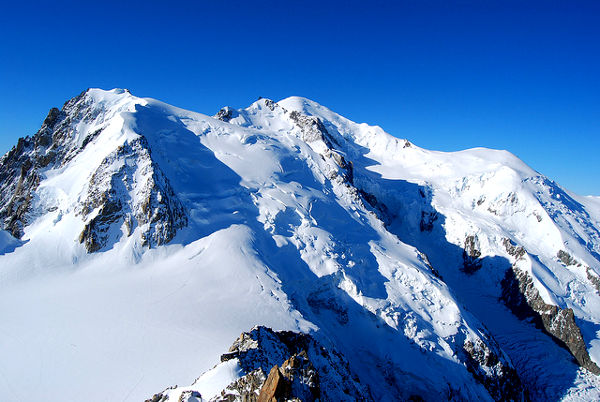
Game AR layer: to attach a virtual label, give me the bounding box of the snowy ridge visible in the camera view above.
[149,326,370,401]
[0,89,598,401]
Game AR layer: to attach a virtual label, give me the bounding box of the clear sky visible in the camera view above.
[1,1,598,195]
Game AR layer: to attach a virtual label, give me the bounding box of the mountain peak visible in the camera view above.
[277,95,327,116]
[1,90,599,401]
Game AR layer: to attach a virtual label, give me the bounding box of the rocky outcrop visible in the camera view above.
[306,287,349,325]
[0,139,40,237]
[257,351,319,402]
[501,265,600,374]
[586,268,600,295]
[501,238,600,374]
[0,98,74,237]
[502,238,526,260]
[463,234,483,273]
[462,338,523,401]
[329,151,354,184]
[214,369,266,402]
[419,210,438,232]
[287,108,356,188]
[78,137,187,252]
[288,110,335,147]
[215,106,237,122]
[0,89,128,239]
[149,326,371,402]
[501,239,600,374]
[557,249,581,267]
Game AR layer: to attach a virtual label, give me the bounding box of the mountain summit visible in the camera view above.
[1,89,599,401]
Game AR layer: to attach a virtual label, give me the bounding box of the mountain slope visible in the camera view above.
[0,89,598,401]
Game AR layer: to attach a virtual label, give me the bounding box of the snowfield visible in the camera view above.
[0,89,599,401]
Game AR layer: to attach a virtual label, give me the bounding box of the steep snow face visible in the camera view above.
[278,95,600,399]
[0,89,598,401]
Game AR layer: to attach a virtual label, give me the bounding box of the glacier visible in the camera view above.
[0,88,599,401]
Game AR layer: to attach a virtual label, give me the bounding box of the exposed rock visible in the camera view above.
[307,287,349,325]
[558,249,580,267]
[419,210,438,232]
[80,128,103,150]
[78,196,123,252]
[417,250,443,279]
[502,238,526,260]
[144,392,168,402]
[257,365,288,402]
[501,266,600,374]
[286,108,359,192]
[255,351,319,402]
[0,153,40,238]
[288,110,334,146]
[358,189,391,225]
[586,268,600,295]
[262,98,276,111]
[46,105,61,123]
[463,234,482,273]
[215,106,236,122]
[78,137,187,252]
[0,89,121,238]
[152,326,371,402]
[329,151,353,184]
[214,369,266,402]
[462,339,523,401]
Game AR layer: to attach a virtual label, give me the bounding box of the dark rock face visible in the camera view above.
[256,353,319,402]
[462,339,524,402]
[0,92,88,237]
[558,249,580,267]
[223,327,368,401]
[307,287,349,325]
[215,106,237,122]
[152,326,371,402]
[463,235,483,273]
[78,137,187,252]
[586,268,600,295]
[501,265,600,374]
[258,365,287,402]
[502,238,526,260]
[419,210,438,232]
[0,89,188,252]
[502,238,600,374]
[330,151,354,184]
[288,110,334,147]
[144,392,168,402]
[0,90,126,238]
[287,108,356,189]
[262,98,276,111]
[78,195,123,253]
[0,140,40,237]
[358,189,392,226]
[217,369,266,402]
[145,388,202,402]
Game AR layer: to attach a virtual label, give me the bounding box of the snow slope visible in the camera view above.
[0,89,598,401]
[276,96,600,400]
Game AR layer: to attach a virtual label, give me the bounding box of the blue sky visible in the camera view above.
[1,0,598,195]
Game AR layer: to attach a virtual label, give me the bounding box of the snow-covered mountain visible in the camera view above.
[1,88,599,401]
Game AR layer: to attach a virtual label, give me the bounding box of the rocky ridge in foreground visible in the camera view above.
[146,326,371,402]
[1,89,599,401]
